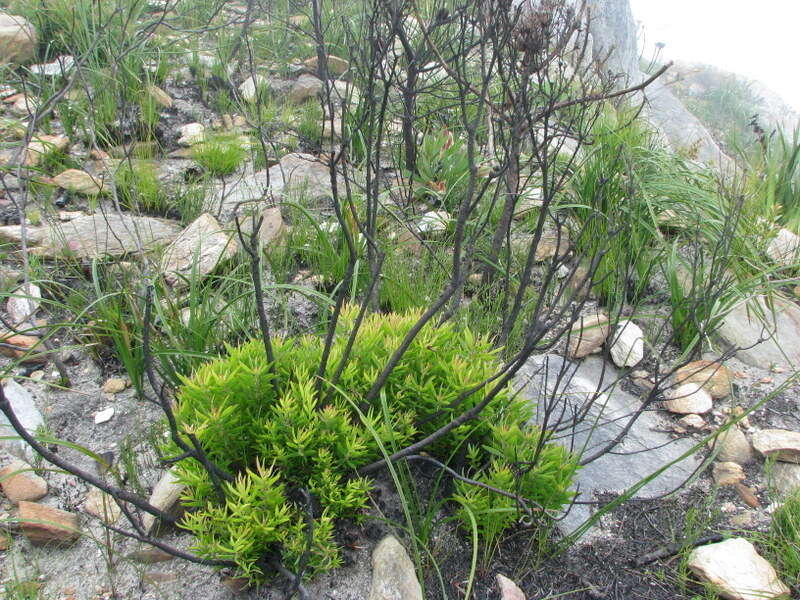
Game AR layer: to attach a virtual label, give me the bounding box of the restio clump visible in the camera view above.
[169,306,577,581]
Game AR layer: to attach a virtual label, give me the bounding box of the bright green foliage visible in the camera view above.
[455,424,577,564]
[170,306,577,581]
[412,129,472,212]
[191,135,248,177]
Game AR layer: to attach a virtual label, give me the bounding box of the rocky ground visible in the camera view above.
[1,3,800,600]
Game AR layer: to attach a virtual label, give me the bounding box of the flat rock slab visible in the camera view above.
[0,214,182,259]
[515,354,700,535]
[688,538,789,600]
[716,296,800,369]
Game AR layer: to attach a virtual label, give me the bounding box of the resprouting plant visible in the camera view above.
[169,305,578,581]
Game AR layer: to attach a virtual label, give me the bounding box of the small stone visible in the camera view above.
[713,462,745,487]
[716,427,753,465]
[688,538,789,600]
[6,282,41,326]
[662,382,713,415]
[19,134,70,168]
[566,313,609,359]
[734,483,760,508]
[0,333,45,363]
[496,573,525,600]
[142,468,186,534]
[94,406,114,424]
[177,123,205,146]
[18,501,81,546]
[751,429,800,464]
[369,535,422,600]
[239,75,267,102]
[10,94,37,116]
[50,169,106,195]
[101,378,126,394]
[0,459,47,502]
[234,206,286,248]
[0,14,37,65]
[303,54,349,76]
[147,85,172,109]
[0,379,44,460]
[289,74,323,104]
[126,548,175,564]
[673,360,732,399]
[608,320,644,367]
[679,414,707,431]
[83,487,121,524]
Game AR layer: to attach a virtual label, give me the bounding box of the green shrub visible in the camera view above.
[170,306,576,581]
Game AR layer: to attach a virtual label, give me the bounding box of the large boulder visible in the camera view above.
[0,13,37,65]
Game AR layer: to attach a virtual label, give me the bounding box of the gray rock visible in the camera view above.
[160,213,238,289]
[716,296,800,369]
[369,535,422,600]
[769,462,800,497]
[6,282,41,326]
[716,427,753,465]
[515,355,700,534]
[687,538,789,600]
[496,574,525,600]
[0,378,45,461]
[16,214,182,259]
[289,74,323,104]
[0,13,37,65]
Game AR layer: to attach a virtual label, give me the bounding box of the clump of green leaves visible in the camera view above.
[412,129,472,211]
[191,135,248,177]
[170,306,577,581]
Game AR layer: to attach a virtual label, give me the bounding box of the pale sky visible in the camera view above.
[629,0,800,110]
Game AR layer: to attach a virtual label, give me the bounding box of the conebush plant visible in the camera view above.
[170,306,577,581]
